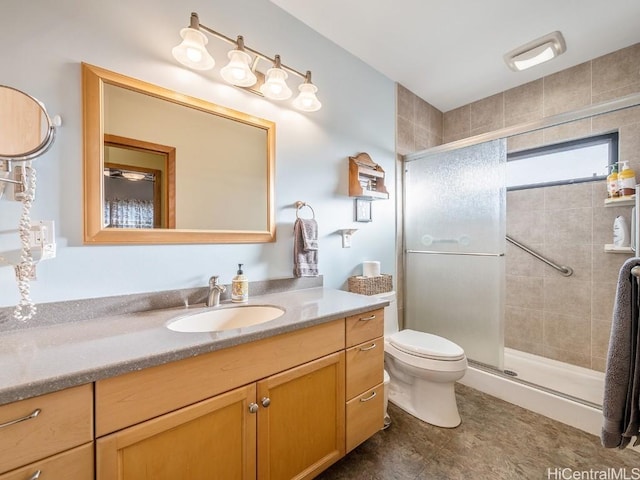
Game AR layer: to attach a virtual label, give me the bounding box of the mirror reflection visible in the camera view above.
[83,63,276,244]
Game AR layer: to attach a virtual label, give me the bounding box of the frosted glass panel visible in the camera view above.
[404,139,506,368]
[405,140,506,254]
[405,253,504,368]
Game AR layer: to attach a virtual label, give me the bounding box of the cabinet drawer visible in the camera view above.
[0,384,93,474]
[345,337,384,400]
[346,383,384,452]
[96,319,345,436]
[345,309,383,347]
[0,443,94,480]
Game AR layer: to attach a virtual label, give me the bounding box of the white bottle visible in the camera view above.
[613,216,630,247]
[231,263,249,303]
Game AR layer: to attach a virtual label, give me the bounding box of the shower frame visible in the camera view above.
[399,91,640,406]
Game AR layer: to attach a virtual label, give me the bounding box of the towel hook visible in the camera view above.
[295,201,315,219]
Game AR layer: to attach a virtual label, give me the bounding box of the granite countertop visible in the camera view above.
[0,287,388,406]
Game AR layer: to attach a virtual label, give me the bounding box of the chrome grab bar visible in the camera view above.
[506,235,573,277]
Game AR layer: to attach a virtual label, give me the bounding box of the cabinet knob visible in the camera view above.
[248,403,259,414]
[261,397,271,408]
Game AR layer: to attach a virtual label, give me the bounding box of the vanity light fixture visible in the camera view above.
[172,12,322,112]
[504,31,566,72]
[121,172,147,181]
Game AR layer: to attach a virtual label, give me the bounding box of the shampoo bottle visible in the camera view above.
[607,163,619,198]
[231,263,248,303]
[618,161,637,197]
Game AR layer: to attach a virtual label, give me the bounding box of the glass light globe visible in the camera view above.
[293,83,322,112]
[260,67,292,100]
[171,28,215,71]
[220,50,257,87]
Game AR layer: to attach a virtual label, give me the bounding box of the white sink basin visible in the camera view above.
[167,305,285,333]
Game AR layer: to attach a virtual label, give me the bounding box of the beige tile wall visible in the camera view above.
[396,42,640,371]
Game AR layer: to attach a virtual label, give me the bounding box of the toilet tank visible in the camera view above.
[375,291,398,337]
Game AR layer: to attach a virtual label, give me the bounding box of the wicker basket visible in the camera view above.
[348,274,393,296]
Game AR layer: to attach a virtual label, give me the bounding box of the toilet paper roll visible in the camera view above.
[362,261,381,277]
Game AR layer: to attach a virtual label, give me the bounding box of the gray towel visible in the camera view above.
[293,218,318,277]
[602,257,640,448]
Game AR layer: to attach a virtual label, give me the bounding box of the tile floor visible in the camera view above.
[317,384,639,480]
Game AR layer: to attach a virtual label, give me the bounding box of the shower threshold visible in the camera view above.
[468,348,603,410]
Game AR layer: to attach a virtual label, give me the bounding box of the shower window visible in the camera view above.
[506,132,618,190]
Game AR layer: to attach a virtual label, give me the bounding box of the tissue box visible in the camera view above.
[348,274,393,296]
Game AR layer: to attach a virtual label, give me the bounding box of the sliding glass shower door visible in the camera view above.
[404,139,506,368]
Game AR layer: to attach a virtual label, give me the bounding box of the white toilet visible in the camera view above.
[377,291,467,428]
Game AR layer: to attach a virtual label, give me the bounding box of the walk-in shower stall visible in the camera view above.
[402,93,640,427]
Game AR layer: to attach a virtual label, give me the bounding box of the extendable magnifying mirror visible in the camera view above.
[0,85,59,163]
[0,85,60,322]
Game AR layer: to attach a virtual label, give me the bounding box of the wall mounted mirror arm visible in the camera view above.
[0,85,60,321]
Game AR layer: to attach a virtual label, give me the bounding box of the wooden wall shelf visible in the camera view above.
[348,152,389,199]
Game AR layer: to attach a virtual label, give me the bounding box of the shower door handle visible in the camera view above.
[406,249,504,257]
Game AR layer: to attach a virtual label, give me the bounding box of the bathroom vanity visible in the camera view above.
[0,288,386,479]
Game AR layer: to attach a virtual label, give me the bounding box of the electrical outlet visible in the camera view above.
[30,221,56,260]
[13,165,27,201]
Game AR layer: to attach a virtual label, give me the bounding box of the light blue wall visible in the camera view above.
[0,0,396,307]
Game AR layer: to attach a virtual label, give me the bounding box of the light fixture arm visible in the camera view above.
[188,12,308,81]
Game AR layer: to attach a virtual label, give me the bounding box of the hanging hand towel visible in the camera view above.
[293,217,318,277]
[602,257,640,448]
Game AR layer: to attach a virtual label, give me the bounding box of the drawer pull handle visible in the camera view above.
[360,391,377,403]
[0,408,41,429]
[28,471,42,480]
[359,314,376,322]
[359,343,377,352]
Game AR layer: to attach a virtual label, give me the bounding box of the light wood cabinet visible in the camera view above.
[96,319,350,480]
[257,352,345,480]
[345,310,385,452]
[97,384,257,480]
[4,307,384,480]
[97,352,345,480]
[0,384,93,476]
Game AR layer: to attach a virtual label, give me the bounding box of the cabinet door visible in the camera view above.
[257,352,345,480]
[97,384,256,480]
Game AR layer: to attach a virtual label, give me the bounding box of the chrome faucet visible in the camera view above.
[206,276,226,307]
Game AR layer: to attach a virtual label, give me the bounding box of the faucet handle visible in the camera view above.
[209,275,220,286]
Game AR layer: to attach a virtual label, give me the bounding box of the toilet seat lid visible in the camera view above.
[389,329,465,360]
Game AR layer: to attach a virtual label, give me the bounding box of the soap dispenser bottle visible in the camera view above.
[231,264,248,303]
[618,161,637,197]
[607,163,619,198]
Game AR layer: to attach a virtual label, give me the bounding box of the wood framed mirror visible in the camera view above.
[82,63,276,244]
